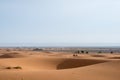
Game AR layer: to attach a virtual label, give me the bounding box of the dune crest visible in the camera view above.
[0,53,26,58]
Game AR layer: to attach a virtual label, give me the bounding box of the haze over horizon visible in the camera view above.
[1,0,120,46]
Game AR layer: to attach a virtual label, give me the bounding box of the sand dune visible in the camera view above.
[57,59,106,69]
[0,52,26,58]
[90,54,106,57]
[0,57,107,70]
[0,51,120,80]
[108,57,120,59]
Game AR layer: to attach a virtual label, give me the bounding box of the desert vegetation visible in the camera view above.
[110,51,113,54]
[33,48,43,51]
[5,66,22,69]
[73,54,78,57]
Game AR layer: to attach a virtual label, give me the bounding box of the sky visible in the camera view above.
[0,0,120,47]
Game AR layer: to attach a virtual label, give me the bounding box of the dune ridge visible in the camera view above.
[0,52,27,58]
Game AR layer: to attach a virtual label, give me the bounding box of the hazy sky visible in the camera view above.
[0,0,120,46]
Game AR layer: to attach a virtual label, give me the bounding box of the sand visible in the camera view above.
[0,50,120,80]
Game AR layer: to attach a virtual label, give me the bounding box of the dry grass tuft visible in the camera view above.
[6,66,22,69]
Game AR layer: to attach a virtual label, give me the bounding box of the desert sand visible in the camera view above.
[0,49,120,80]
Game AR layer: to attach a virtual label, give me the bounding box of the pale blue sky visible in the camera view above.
[0,0,120,46]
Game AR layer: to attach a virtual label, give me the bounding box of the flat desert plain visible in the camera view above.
[0,48,120,80]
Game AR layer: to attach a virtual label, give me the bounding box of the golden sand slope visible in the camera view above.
[0,52,120,80]
[0,57,107,70]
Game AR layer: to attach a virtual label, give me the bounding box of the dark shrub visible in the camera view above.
[86,51,89,54]
[110,51,113,54]
[13,66,22,69]
[6,67,12,69]
[73,54,78,57]
[98,51,102,53]
[81,50,84,53]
